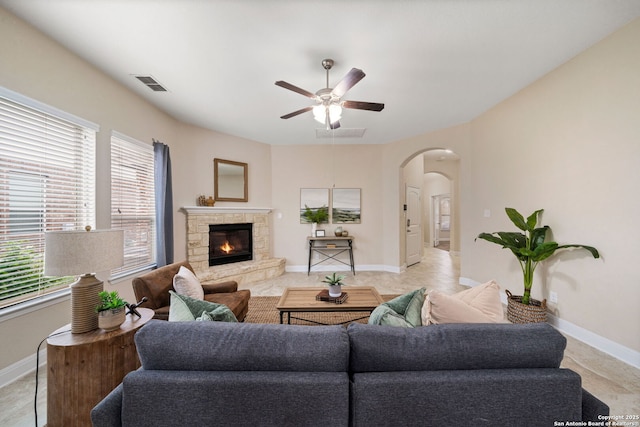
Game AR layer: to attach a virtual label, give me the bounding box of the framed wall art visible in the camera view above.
[332,188,361,224]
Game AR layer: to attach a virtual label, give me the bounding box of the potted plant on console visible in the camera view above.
[322,272,346,298]
[96,290,127,331]
[303,204,329,236]
[476,208,599,323]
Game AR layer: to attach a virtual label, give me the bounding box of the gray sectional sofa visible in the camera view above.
[91,320,608,427]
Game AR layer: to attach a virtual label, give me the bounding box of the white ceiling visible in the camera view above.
[2,1,639,145]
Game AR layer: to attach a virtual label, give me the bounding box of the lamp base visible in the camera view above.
[70,274,103,334]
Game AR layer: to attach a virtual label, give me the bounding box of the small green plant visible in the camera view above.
[303,205,329,224]
[96,290,127,312]
[321,272,345,286]
[476,207,600,305]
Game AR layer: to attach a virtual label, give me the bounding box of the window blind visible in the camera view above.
[0,94,96,308]
[110,133,156,277]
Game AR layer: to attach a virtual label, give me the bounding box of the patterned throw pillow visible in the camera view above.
[368,288,425,328]
[168,291,237,322]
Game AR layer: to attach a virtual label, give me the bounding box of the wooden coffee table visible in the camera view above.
[276,286,384,325]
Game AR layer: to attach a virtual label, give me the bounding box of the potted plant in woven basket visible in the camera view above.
[476,208,599,323]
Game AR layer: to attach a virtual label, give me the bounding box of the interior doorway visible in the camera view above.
[431,194,451,251]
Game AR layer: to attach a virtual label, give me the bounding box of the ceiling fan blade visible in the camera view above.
[275,81,316,99]
[329,120,341,130]
[280,106,313,119]
[342,100,385,112]
[331,68,366,98]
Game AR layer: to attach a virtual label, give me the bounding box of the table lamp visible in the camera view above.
[44,226,124,334]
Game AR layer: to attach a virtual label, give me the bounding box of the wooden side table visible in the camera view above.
[46,308,154,427]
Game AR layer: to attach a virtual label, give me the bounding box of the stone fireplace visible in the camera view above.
[182,207,285,285]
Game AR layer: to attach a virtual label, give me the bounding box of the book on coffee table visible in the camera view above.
[316,289,349,304]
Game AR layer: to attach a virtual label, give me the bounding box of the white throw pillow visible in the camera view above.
[173,265,204,300]
[421,280,505,325]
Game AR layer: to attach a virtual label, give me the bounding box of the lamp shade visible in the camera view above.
[44,229,124,276]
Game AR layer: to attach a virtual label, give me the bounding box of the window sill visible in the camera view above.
[0,289,70,323]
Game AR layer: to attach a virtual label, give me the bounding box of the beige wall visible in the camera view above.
[0,8,274,371]
[461,19,640,352]
[0,8,170,370]
[270,144,385,269]
[1,5,638,373]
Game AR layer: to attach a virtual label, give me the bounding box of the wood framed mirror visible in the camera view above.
[214,158,248,202]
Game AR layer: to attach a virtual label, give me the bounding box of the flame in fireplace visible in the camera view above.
[220,241,234,254]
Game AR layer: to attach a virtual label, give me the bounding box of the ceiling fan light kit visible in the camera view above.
[276,58,384,130]
[313,103,342,125]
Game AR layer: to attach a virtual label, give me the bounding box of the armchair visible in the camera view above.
[132,261,250,321]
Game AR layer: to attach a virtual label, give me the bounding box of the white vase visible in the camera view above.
[98,307,126,331]
[328,284,342,297]
[311,222,318,237]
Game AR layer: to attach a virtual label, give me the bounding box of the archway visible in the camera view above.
[402,148,460,266]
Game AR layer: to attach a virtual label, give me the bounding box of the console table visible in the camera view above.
[46,308,154,427]
[307,235,355,275]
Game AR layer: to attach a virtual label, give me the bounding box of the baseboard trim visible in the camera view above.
[285,264,402,274]
[459,276,640,369]
[0,348,46,389]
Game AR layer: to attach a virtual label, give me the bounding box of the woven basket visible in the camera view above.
[505,289,547,323]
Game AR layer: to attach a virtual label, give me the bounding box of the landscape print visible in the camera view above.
[332,188,361,223]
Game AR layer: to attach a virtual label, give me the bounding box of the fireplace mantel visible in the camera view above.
[181,206,272,215]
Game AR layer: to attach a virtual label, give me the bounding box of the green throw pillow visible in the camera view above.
[368,287,425,328]
[168,291,237,323]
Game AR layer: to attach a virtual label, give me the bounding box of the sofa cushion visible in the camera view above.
[368,288,425,327]
[173,265,204,300]
[348,322,567,372]
[135,320,350,372]
[350,369,582,426]
[168,291,237,323]
[422,280,505,325]
[120,370,350,427]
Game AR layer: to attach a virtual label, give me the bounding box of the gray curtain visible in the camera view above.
[153,140,174,267]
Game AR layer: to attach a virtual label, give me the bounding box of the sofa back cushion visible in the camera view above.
[347,322,566,372]
[136,320,350,372]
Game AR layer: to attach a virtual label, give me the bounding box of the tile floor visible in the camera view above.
[1,248,638,426]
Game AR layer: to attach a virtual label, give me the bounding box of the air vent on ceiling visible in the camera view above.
[315,128,366,139]
[134,75,167,92]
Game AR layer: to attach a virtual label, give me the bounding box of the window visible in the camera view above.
[0,88,97,309]
[110,132,156,277]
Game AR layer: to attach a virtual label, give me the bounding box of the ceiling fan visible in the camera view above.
[275,59,384,130]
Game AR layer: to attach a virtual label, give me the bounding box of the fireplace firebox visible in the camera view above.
[209,223,253,266]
